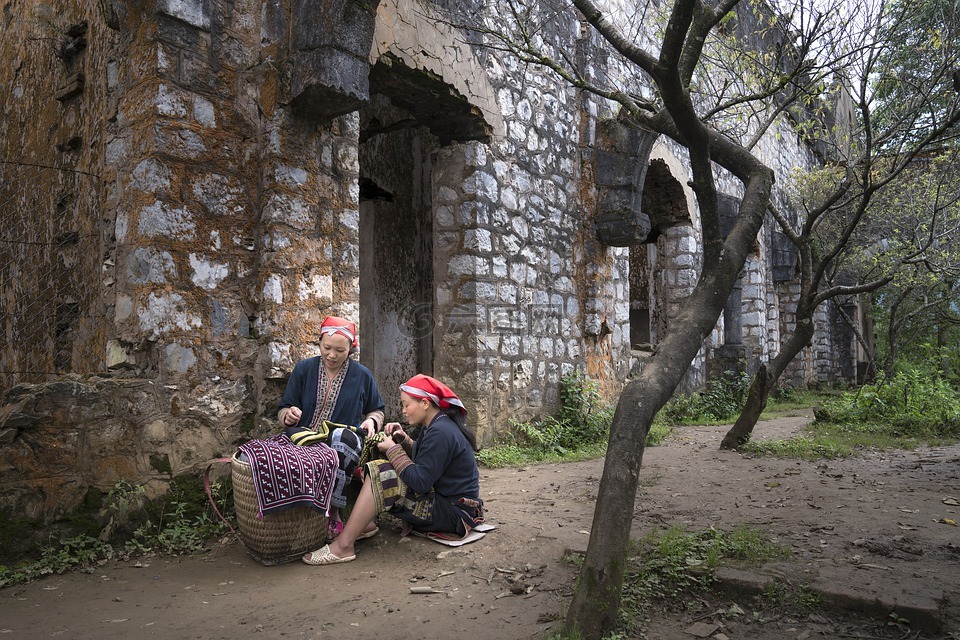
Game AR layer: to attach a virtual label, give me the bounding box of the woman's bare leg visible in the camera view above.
[325,474,377,559]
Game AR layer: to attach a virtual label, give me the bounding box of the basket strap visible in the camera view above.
[204,457,239,538]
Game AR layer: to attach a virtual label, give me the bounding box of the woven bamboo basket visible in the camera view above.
[231,451,328,566]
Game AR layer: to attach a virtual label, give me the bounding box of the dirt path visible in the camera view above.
[2,413,959,639]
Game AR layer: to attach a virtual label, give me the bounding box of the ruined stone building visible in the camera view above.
[0,0,866,522]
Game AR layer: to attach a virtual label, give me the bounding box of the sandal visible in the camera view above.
[356,526,379,541]
[302,544,356,566]
[326,519,344,542]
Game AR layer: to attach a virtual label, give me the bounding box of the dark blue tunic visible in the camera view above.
[278,357,384,427]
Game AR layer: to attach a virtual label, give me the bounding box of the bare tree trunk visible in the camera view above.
[720,320,816,449]
[563,378,656,637]
[564,302,723,636]
[720,363,767,449]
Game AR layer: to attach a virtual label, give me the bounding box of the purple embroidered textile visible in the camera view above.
[239,434,339,518]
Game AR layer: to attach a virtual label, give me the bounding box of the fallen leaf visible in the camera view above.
[897,523,919,531]
[943,497,959,506]
[938,518,958,526]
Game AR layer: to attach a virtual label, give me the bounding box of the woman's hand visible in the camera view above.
[376,435,396,453]
[282,406,302,426]
[384,422,407,443]
[360,418,377,438]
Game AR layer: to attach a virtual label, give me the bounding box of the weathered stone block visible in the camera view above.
[55,73,85,102]
[594,207,652,247]
[0,376,250,523]
[288,49,371,123]
[158,0,211,30]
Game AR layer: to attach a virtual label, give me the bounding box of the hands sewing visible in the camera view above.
[360,417,378,438]
[379,422,408,452]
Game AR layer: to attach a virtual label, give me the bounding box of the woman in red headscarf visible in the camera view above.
[278,316,385,539]
[302,374,482,565]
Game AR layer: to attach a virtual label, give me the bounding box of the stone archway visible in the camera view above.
[358,0,503,414]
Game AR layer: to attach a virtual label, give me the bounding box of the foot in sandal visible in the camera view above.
[302,544,356,566]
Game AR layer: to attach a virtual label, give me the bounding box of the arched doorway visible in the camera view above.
[359,0,503,414]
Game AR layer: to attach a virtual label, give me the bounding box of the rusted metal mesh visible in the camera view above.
[0,160,105,393]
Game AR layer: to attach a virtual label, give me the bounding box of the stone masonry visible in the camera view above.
[0,0,863,522]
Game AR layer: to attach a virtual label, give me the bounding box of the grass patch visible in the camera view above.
[743,371,960,460]
[477,441,608,468]
[742,419,957,460]
[616,525,789,634]
[760,388,838,419]
[740,432,853,460]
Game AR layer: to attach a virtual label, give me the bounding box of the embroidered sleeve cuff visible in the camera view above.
[385,444,413,474]
[364,410,385,431]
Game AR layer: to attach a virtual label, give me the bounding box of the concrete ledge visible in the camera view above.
[711,567,945,634]
[811,577,943,633]
[713,567,776,598]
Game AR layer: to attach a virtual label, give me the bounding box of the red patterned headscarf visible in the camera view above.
[400,374,466,415]
[320,316,358,348]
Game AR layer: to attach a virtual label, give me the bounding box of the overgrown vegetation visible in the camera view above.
[552,525,790,639]
[0,474,233,588]
[476,372,669,468]
[815,368,960,438]
[658,372,753,424]
[742,367,960,459]
[623,525,789,606]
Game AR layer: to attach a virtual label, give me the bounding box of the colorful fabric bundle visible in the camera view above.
[284,420,359,446]
[238,433,339,517]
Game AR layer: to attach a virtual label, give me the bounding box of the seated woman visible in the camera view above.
[302,374,482,565]
[278,315,385,539]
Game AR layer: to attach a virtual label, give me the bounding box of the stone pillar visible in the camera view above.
[658,225,705,391]
[254,111,362,388]
[431,143,489,439]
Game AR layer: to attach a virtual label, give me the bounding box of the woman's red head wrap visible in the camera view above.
[320,316,358,348]
[400,374,466,415]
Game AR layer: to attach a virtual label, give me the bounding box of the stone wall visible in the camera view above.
[0,0,863,523]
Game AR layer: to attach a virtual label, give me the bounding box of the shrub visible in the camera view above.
[660,372,752,424]
[814,368,960,439]
[477,372,615,466]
